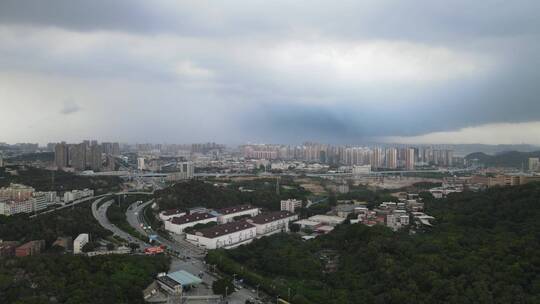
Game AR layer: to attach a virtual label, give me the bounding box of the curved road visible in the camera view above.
[91,196,149,249]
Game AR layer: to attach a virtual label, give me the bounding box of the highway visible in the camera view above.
[87,191,264,303]
[91,196,149,249]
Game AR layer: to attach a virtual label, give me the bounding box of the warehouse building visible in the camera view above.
[186,220,256,249]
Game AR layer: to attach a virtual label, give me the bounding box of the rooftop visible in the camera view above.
[217,204,257,215]
[170,213,215,225]
[162,209,185,216]
[249,211,296,224]
[191,220,254,239]
[167,270,202,286]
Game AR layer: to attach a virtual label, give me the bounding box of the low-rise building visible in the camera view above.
[216,205,259,224]
[280,199,302,213]
[15,240,45,257]
[52,236,73,251]
[186,220,256,249]
[247,211,298,236]
[335,204,355,218]
[63,189,94,203]
[73,233,89,254]
[159,209,186,222]
[156,270,202,295]
[164,213,217,234]
[0,240,19,257]
[308,215,346,226]
[293,219,321,230]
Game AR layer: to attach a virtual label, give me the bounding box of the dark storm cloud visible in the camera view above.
[0,1,539,144]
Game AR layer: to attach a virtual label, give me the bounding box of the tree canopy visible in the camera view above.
[208,183,540,303]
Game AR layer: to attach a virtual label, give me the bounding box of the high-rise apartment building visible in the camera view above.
[529,158,540,172]
[112,143,120,156]
[370,148,384,169]
[385,148,397,169]
[71,143,87,171]
[90,144,102,172]
[54,142,69,169]
[405,148,415,170]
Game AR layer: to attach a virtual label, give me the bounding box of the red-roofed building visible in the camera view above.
[186,220,256,249]
[164,213,217,234]
[159,209,186,221]
[216,205,259,223]
[247,211,298,236]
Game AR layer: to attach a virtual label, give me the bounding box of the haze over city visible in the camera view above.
[1,1,540,145]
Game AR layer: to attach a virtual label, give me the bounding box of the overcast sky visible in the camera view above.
[1,1,539,145]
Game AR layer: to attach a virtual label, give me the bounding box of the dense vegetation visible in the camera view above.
[466,150,540,168]
[6,152,54,162]
[208,183,540,304]
[0,199,111,247]
[155,179,310,211]
[0,254,169,304]
[0,166,122,194]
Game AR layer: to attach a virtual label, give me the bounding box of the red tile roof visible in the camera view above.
[191,220,255,239]
[170,213,215,225]
[249,211,296,224]
[217,205,257,215]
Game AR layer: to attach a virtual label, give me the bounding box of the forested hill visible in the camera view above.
[209,183,540,304]
[154,179,309,212]
[466,150,540,168]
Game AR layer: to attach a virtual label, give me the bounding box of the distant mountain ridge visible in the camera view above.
[466,150,540,168]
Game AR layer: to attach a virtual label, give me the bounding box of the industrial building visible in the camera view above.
[216,205,259,224]
[247,211,298,236]
[186,220,256,249]
[164,213,217,234]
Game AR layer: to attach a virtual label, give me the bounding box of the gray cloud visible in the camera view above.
[60,101,82,115]
[0,1,539,144]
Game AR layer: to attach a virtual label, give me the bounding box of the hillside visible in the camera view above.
[0,166,122,193]
[154,179,309,212]
[208,183,540,304]
[0,255,169,304]
[466,150,540,168]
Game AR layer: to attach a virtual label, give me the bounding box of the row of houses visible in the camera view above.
[0,239,45,257]
[0,183,94,216]
[161,205,298,249]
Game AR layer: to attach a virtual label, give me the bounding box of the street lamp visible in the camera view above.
[288,287,291,302]
[225,286,229,298]
[256,284,260,299]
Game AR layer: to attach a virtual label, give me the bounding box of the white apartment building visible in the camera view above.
[386,214,410,231]
[216,205,259,224]
[185,220,256,249]
[164,213,217,234]
[166,161,194,181]
[0,199,33,216]
[0,191,54,216]
[247,211,298,236]
[280,199,302,213]
[137,157,145,170]
[63,189,94,203]
[30,194,48,213]
[73,233,89,254]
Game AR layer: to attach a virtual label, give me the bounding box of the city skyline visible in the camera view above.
[1,1,540,144]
